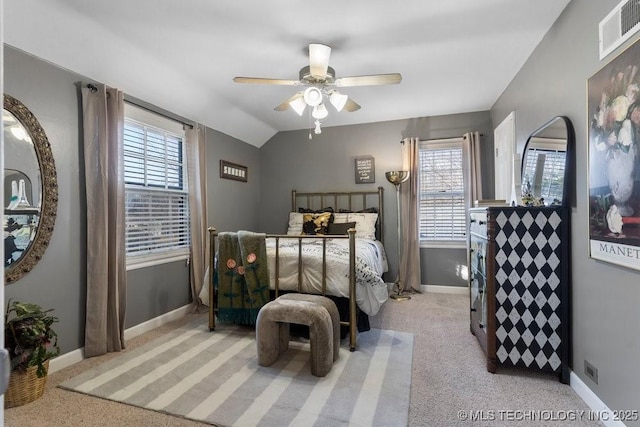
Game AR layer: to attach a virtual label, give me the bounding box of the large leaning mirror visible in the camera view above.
[521,116,574,207]
[3,94,58,284]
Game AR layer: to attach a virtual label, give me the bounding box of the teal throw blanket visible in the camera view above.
[216,231,270,326]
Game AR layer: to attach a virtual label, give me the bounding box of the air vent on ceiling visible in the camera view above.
[600,0,640,60]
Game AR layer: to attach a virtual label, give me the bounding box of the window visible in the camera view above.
[124,104,190,268]
[418,139,467,246]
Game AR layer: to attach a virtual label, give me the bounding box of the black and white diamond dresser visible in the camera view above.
[468,206,570,383]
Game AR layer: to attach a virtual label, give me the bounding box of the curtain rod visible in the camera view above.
[399,133,484,143]
[87,83,194,129]
[124,98,194,130]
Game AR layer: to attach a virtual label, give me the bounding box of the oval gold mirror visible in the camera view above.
[3,94,58,284]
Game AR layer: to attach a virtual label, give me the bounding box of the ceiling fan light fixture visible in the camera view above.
[329,91,348,112]
[314,120,322,134]
[289,96,307,116]
[312,103,329,119]
[303,86,323,107]
[309,44,331,78]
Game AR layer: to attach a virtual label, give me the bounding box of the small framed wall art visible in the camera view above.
[354,156,375,184]
[220,160,248,182]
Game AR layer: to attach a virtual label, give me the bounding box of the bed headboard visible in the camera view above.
[291,187,384,243]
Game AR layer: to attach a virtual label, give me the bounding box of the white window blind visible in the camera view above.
[123,107,190,266]
[521,147,565,204]
[418,140,466,242]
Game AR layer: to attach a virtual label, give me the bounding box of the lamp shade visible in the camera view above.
[309,43,331,78]
[312,103,329,119]
[329,91,348,111]
[289,96,307,116]
[385,170,410,185]
[303,87,323,107]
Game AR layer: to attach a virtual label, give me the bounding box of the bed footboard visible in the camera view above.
[207,227,359,351]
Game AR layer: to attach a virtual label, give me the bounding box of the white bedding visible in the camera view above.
[266,237,389,316]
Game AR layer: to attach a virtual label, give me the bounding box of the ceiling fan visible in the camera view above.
[233,43,402,133]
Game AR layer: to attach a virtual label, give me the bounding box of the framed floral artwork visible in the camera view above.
[588,37,640,271]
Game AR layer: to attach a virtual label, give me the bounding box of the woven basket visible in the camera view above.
[4,360,49,408]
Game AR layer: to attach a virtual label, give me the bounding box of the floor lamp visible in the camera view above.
[385,170,411,301]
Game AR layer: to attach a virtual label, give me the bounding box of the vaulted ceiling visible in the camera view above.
[5,0,570,147]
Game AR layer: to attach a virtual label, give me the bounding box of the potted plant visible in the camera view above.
[4,300,60,407]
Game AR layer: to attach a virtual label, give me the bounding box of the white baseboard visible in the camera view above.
[123,305,191,341]
[49,347,84,373]
[49,304,191,374]
[570,370,626,427]
[421,284,469,295]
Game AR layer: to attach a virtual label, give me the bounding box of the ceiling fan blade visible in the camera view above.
[274,92,303,111]
[233,77,299,85]
[309,43,331,79]
[334,73,402,87]
[344,98,361,112]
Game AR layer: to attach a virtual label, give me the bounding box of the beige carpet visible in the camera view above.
[369,292,602,427]
[5,292,602,427]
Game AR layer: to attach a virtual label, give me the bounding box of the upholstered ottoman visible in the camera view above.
[276,293,340,362]
[256,297,335,377]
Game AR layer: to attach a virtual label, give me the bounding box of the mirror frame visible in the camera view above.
[521,115,574,208]
[4,94,58,284]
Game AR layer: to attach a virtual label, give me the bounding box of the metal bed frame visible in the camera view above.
[208,187,384,351]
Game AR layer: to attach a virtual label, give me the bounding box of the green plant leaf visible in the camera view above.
[4,300,59,377]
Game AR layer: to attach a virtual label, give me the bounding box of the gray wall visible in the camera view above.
[491,1,639,420]
[259,112,494,287]
[4,45,260,354]
[5,45,87,353]
[205,127,261,232]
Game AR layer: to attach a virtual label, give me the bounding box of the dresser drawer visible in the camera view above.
[469,210,488,237]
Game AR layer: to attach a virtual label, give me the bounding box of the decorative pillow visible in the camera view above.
[337,207,380,239]
[298,206,334,213]
[302,212,334,235]
[286,212,305,235]
[327,221,357,235]
[347,212,378,240]
[338,207,379,214]
[332,212,349,223]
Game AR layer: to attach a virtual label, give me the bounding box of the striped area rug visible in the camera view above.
[59,318,413,427]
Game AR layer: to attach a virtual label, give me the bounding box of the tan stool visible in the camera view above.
[256,298,334,377]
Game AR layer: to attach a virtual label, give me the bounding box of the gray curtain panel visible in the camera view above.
[81,84,127,357]
[399,137,422,293]
[186,125,208,311]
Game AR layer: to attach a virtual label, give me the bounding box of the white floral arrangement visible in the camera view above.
[592,64,640,158]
